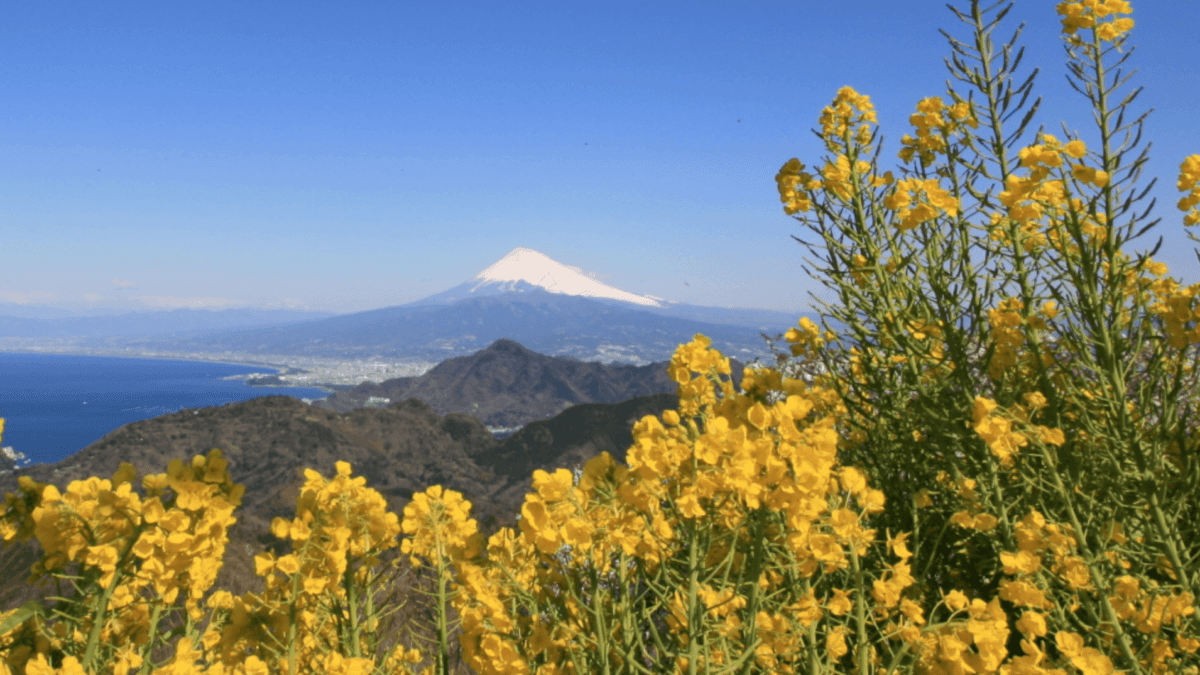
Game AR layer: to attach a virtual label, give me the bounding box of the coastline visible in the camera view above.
[0,342,437,394]
[0,348,294,372]
[0,347,340,394]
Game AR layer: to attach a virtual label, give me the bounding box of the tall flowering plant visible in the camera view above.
[774,0,1199,672]
[198,460,412,675]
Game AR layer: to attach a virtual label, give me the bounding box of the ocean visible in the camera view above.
[0,352,332,468]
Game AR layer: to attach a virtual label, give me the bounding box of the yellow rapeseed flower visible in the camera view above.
[1017,611,1048,637]
[819,86,877,147]
[1000,549,1042,575]
[825,625,849,660]
[1178,155,1200,226]
[775,158,814,215]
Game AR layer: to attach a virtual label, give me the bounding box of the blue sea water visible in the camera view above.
[0,352,332,468]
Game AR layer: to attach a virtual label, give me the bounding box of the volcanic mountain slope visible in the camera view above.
[310,337,746,429]
[0,392,685,617]
[91,247,809,365]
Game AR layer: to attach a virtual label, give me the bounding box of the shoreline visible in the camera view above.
[0,348,346,394]
[0,345,437,393]
[2,350,293,371]
[0,346,292,371]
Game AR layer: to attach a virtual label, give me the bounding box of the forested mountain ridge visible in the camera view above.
[310,337,746,429]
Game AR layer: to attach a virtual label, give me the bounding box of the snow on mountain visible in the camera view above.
[404,247,670,308]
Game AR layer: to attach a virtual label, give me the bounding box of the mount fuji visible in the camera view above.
[404,247,825,330]
[406,247,669,309]
[73,248,838,366]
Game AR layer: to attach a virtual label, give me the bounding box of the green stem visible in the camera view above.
[849,538,869,675]
[591,565,611,675]
[435,549,450,675]
[686,521,700,675]
[136,602,166,675]
[341,558,361,658]
[802,576,820,675]
[734,512,765,675]
[82,527,141,671]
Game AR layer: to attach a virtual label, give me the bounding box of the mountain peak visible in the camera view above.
[469,248,665,307]
[485,338,534,354]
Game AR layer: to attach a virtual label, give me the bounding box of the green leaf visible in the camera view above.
[0,599,46,638]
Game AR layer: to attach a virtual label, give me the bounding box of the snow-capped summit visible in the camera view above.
[473,247,665,306]
[404,247,668,308]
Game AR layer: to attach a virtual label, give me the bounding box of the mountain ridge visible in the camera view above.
[308,337,745,430]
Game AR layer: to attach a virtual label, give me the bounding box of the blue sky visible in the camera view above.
[2,1,1196,320]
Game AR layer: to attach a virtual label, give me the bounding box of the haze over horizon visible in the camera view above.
[3,2,1197,318]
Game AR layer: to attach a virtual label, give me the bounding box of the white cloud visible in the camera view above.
[80,293,108,303]
[0,290,57,305]
[134,295,248,309]
[260,298,312,310]
[111,279,138,289]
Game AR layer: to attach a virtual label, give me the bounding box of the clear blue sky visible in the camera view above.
[2,1,1196,319]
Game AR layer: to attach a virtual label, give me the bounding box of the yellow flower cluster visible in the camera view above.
[818,85,877,150]
[1146,275,1200,349]
[668,333,735,420]
[870,523,919,618]
[401,484,482,568]
[776,86,899,218]
[197,460,416,675]
[971,392,1066,468]
[1179,154,1200,227]
[0,450,245,675]
[770,0,1200,672]
[452,528,538,675]
[884,177,960,231]
[1107,574,1197,636]
[437,334,937,675]
[982,135,1112,261]
[819,154,875,202]
[898,96,978,165]
[774,157,817,215]
[988,507,1200,675]
[982,297,1060,384]
[1056,0,1135,42]
[912,596,1011,675]
[782,316,835,361]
